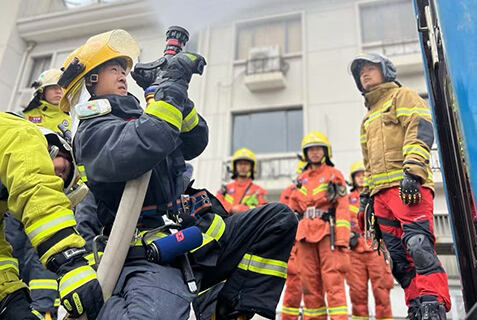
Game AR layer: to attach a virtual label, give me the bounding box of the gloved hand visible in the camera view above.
[349,231,359,249]
[153,52,206,85]
[47,248,103,319]
[358,193,369,232]
[0,289,39,320]
[399,171,422,205]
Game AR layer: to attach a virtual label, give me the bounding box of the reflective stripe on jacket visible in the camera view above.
[360,82,434,196]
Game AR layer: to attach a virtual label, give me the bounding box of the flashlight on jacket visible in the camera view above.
[144,226,203,264]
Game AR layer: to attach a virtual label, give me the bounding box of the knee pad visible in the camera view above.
[406,234,443,275]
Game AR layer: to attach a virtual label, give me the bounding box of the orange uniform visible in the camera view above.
[281,183,302,320]
[346,189,394,320]
[289,164,350,320]
[216,178,267,214]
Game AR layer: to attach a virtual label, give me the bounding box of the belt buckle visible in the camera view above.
[305,206,316,219]
[181,194,190,215]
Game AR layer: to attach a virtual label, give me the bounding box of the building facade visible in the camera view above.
[0,0,465,318]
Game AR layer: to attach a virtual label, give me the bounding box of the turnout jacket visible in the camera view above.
[360,82,434,195]
[23,100,71,133]
[0,113,85,300]
[216,179,267,214]
[289,164,350,246]
[74,94,209,230]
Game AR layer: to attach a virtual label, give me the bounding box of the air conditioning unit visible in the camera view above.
[244,45,287,92]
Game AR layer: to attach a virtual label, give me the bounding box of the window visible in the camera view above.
[359,0,419,55]
[26,55,52,88]
[232,108,303,154]
[236,16,301,60]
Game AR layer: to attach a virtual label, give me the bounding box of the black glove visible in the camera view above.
[132,52,206,91]
[399,171,422,205]
[47,248,103,319]
[0,289,39,320]
[349,231,359,249]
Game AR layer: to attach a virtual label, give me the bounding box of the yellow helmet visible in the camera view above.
[59,29,140,111]
[301,131,332,160]
[32,69,62,95]
[231,148,256,179]
[349,160,365,183]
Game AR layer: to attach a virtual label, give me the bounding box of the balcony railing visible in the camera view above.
[362,38,421,57]
[245,56,289,75]
[222,153,298,182]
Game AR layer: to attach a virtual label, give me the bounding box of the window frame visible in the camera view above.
[233,12,303,63]
[356,0,420,56]
[230,105,303,156]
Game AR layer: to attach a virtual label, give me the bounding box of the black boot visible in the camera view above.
[417,299,446,320]
[214,297,254,320]
[407,297,420,320]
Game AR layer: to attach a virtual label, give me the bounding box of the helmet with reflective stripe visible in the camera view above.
[32,69,62,95]
[231,148,256,179]
[349,52,396,93]
[349,160,365,184]
[301,131,332,160]
[38,127,78,191]
[59,29,140,111]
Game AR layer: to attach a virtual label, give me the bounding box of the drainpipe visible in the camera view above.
[7,41,36,111]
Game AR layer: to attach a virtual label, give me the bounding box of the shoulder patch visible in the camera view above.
[28,116,42,123]
[75,99,111,119]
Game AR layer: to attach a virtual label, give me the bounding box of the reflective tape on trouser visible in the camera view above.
[59,266,96,297]
[25,209,77,247]
[352,316,369,320]
[376,318,393,320]
[31,309,45,320]
[282,306,300,316]
[0,257,19,274]
[192,214,226,252]
[328,305,348,316]
[29,279,58,291]
[238,253,288,279]
[303,306,327,317]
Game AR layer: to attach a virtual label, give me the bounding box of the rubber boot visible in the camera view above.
[417,296,447,320]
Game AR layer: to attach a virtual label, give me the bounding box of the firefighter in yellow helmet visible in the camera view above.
[216,148,268,215]
[288,131,350,320]
[346,160,394,320]
[23,69,71,133]
[64,28,296,320]
[0,112,103,319]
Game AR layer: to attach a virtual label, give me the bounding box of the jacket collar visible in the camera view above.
[364,82,399,109]
[93,93,142,119]
[39,100,62,113]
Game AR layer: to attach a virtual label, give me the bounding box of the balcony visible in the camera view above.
[18,0,125,18]
[244,55,289,92]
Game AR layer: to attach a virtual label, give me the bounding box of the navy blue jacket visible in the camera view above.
[73,94,208,229]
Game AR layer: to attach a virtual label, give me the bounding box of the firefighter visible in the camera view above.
[4,127,81,319]
[289,131,350,320]
[60,29,296,319]
[346,160,394,320]
[216,148,267,215]
[350,53,451,320]
[281,159,307,320]
[0,112,103,319]
[23,69,71,133]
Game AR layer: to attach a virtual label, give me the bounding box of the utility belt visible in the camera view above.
[302,206,333,221]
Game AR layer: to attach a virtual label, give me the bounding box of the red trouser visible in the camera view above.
[346,250,394,319]
[282,244,302,320]
[296,236,349,320]
[374,186,451,311]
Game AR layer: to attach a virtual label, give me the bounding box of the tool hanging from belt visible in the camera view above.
[363,198,392,264]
